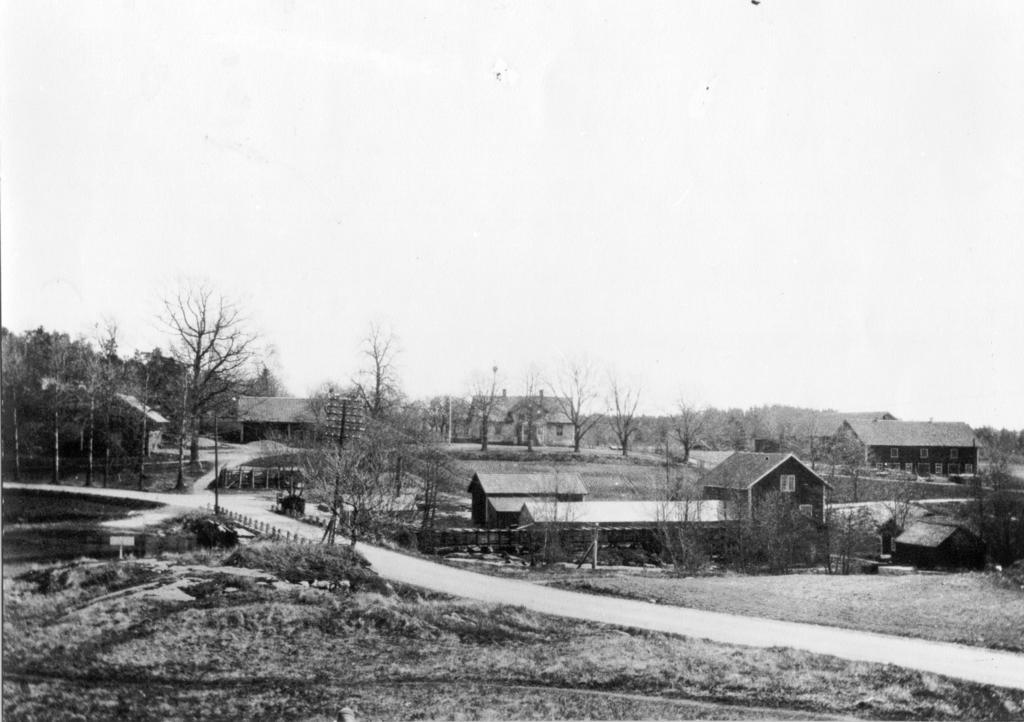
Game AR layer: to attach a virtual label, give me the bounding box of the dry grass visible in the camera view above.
[553,571,1024,651]
[4,550,1024,720]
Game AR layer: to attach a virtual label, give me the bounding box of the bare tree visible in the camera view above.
[470,366,501,451]
[674,399,707,463]
[162,282,257,479]
[354,323,401,419]
[550,358,603,453]
[607,373,641,457]
[1,332,27,480]
[522,364,543,451]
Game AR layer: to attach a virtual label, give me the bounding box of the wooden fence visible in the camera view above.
[216,466,303,491]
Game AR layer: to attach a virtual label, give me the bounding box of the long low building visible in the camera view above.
[519,499,725,527]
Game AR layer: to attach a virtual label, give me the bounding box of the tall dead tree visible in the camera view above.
[470,366,501,451]
[607,374,641,457]
[354,323,401,419]
[522,365,543,451]
[163,282,256,484]
[550,358,603,453]
[674,399,707,463]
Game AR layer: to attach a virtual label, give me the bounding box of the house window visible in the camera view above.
[950,448,958,459]
[890,447,898,459]
[556,424,564,437]
[780,474,796,492]
[904,463,912,472]
[494,423,503,435]
[920,448,929,459]
[799,504,813,517]
[965,464,974,474]
[934,463,943,475]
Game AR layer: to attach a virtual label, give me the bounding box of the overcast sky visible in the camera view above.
[2,1,1022,428]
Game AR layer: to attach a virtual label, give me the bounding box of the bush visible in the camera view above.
[223,542,389,593]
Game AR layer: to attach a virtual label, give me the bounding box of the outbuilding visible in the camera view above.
[893,520,985,570]
[468,472,587,527]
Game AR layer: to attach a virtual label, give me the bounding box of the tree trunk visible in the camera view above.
[12,400,21,481]
[175,422,186,490]
[189,424,200,464]
[85,395,95,486]
[480,417,489,451]
[573,428,581,453]
[52,408,60,485]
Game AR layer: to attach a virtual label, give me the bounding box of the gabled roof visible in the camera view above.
[237,396,318,424]
[896,520,976,548]
[687,450,736,470]
[487,496,532,513]
[844,419,975,448]
[469,472,588,496]
[521,499,724,525]
[700,452,832,491]
[810,411,895,438]
[115,393,169,425]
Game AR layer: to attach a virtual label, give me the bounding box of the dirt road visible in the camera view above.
[5,480,1024,691]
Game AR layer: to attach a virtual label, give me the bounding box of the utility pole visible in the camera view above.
[213,409,220,515]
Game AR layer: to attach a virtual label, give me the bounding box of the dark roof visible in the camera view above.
[810,411,895,438]
[896,520,977,548]
[237,396,318,424]
[469,472,588,496]
[699,452,831,491]
[845,419,975,448]
[115,393,169,425]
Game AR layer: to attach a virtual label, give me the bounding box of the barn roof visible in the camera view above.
[845,419,975,447]
[810,411,895,438]
[895,520,972,548]
[237,396,318,424]
[700,452,831,491]
[469,472,588,496]
[522,499,724,525]
[115,393,169,425]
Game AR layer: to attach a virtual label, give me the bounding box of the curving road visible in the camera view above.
[5,478,1024,691]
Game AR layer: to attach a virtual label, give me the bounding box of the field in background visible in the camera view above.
[3,546,1023,720]
[821,474,973,504]
[551,571,1024,652]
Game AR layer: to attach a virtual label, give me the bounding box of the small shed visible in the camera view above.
[485,496,531,528]
[893,520,985,570]
[467,472,587,527]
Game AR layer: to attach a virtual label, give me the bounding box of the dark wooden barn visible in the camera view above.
[893,520,985,570]
[236,396,319,442]
[467,472,587,527]
[841,419,978,477]
[700,452,832,522]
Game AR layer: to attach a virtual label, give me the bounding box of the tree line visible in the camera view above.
[1,282,282,487]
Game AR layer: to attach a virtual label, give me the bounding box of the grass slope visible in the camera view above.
[4,545,1024,720]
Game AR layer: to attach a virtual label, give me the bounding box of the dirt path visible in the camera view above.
[5,480,1024,691]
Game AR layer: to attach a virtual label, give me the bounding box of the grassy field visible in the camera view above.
[4,544,1024,720]
[552,571,1024,652]
[824,474,973,503]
